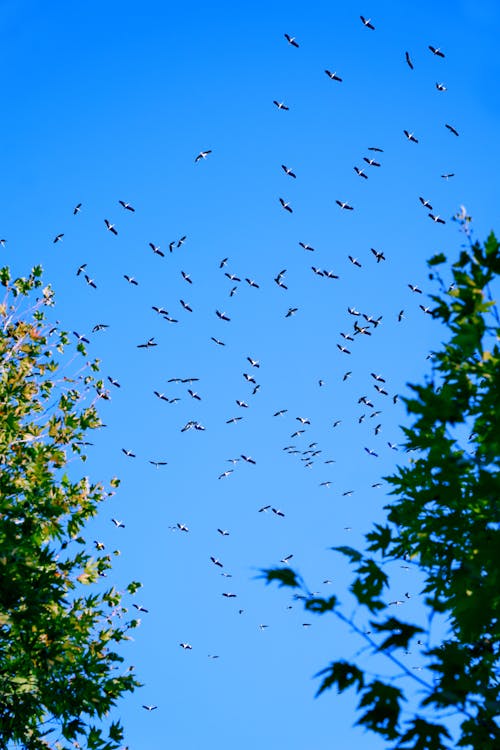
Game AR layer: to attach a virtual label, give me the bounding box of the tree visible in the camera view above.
[0,266,141,750]
[264,218,500,749]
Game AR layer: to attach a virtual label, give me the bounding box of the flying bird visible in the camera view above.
[195,150,212,162]
[299,241,315,251]
[111,518,126,528]
[119,200,135,211]
[419,197,433,209]
[149,243,164,257]
[211,337,225,346]
[325,70,342,82]
[371,248,385,262]
[360,15,375,29]
[436,82,447,91]
[445,123,459,136]
[240,454,256,464]
[348,256,362,267]
[273,100,289,110]
[429,213,446,224]
[279,197,293,213]
[354,166,368,179]
[73,203,82,215]
[281,164,296,178]
[180,300,193,312]
[104,219,118,235]
[363,157,380,167]
[121,448,136,458]
[336,200,353,210]
[286,307,298,317]
[284,33,299,47]
[405,51,414,69]
[53,233,64,243]
[429,45,445,58]
[142,705,158,711]
[403,130,418,143]
[124,275,138,285]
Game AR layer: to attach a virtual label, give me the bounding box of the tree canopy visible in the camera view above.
[0,266,140,749]
[264,220,500,749]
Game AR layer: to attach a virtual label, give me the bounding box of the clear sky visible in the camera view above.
[2,1,500,748]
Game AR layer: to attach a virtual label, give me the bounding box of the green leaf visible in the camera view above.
[261,567,300,588]
[315,660,365,697]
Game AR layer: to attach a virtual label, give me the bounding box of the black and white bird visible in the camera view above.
[403,130,418,143]
[195,150,212,162]
[325,70,342,82]
[336,200,354,210]
[284,33,299,47]
[121,448,136,458]
[119,200,135,211]
[299,241,315,251]
[273,100,289,110]
[445,123,459,136]
[436,82,447,91]
[354,166,368,179]
[279,197,293,213]
[429,45,445,58]
[216,310,231,321]
[360,15,375,29]
[112,518,126,528]
[149,243,164,257]
[281,164,296,178]
[104,219,118,235]
[53,233,64,244]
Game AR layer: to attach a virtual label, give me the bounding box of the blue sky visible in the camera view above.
[2,1,500,748]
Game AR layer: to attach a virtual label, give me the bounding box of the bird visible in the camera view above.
[398,310,405,322]
[272,507,285,517]
[149,243,164,257]
[92,323,108,332]
[243,373,256,383]
[219,257,228,268]
[325,70,342,82]
[371,248,385,262]
[284,33,299,47]
[222,592,237,598]
[273,100,289,110]
[124,275,138,285]
[429,45,445,58]
[337,344,351,354]
[312,266,324,276]
[107,376,120,388]
[336,200,354,210]
[279,197,293,213]
[280,554,293,564]
[436,82,447,91]
[137,337,157,349]
[360,15,375,29]
[236,400,248,408]
[286,307,298,317]
[445,123,459,136]
[210,557,223,567]
[211,337,225,346]
[181,271,192,284]
[247,357,260,368]
[296,416,310,425]
[348,256,362,267]
[354,166,368,179]
[274,409,288,417]
[241,454,256,464]
[408,283,422,293]
[420,304,433,314]
[299,241,315,251]
[403,130,418,143]
[104,219,118,235]
[73,203,82,215]
[121,449,136,458]
[195,150,212,162]
[245,278,260,288]
[133,603,149,612]
[225,417,242,425]
[216,310,231,321]
[441,173,455,180]
[368,146,384,152]
[180,300,193,312]
[218,469,234,478]
[176,523,189,532]
[281,164,296,178]
[142,704,158,711]
[419,197,433,210]
[73,331,89,344]
[371,373,386,382]
[188,389,201,400]
[84,275,97,289]
[111,518,125,528]
[53,233,64,243]
[363,157,380,167]
[179,643,192,650]
[405,51,414,69]
[429,214,446,224]
[119,200,135,211]
[323,270,339,279]
[225,272,241,282]
[218,529,230,536]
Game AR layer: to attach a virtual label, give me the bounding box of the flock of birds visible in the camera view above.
[16,15,463,715]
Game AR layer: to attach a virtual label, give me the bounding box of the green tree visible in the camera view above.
[264,219,500,749]
[0,266,141,749]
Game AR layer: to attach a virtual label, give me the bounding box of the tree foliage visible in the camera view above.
[263,220,500,749]
[0,266,141,749]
